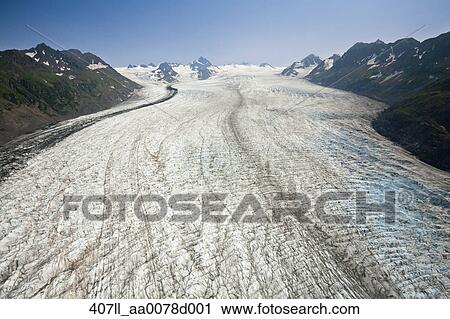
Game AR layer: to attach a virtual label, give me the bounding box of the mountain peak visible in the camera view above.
[281,54,321,77]
[260,62,273,67]
[190,57,215,80]
[158,62,175,71]
[304,53,320,59]
[300,54,322,67]
[153,62,178,83]
[35,42,51,50]
[194,56,212,67]
[330,54,341,60]
[33,43,56,55]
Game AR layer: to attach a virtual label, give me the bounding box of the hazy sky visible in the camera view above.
[1,0,449,66]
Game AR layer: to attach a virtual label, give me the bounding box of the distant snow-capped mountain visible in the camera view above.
[307,54,341,77]
[190,57,216,80]
[281,54,321,77]
[152,62,179,83]
[300,54,323,68]
[259,62,273,68]
[124,57,216,82]
[128,63,156,68]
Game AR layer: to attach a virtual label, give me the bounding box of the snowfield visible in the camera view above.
[0,65,448,298]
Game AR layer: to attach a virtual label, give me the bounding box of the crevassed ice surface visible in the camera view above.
[0,65,448,298]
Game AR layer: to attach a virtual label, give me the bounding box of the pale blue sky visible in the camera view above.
[1,0,449,66]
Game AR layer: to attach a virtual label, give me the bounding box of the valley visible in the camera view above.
[0,65,448,298]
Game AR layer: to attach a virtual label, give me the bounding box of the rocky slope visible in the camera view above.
[307,31,450,170]
[373,76,450,170]
[0,43,141,144]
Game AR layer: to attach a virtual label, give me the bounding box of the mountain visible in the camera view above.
[152,62,178,83]
[259,62,273,68]
[373,76,450,170]
[127,63,156,68]
[306,33,450,102]
[0,43,141,144]
[190,56,215,80]
[281,54,321,77]
[300,54,323,68]
[307,31,450,171]
[307,54,340,77]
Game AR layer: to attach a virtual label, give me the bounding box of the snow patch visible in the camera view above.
[380,70,403,83]
[25,51,37,58]
[370,72,382,79]
[323,58,334,70]
[366,55,377,66]
[385,53,396,66]
[87,62,108,70]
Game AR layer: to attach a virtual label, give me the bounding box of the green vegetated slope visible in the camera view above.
[307,31,450,171]
[0,43,141,144]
